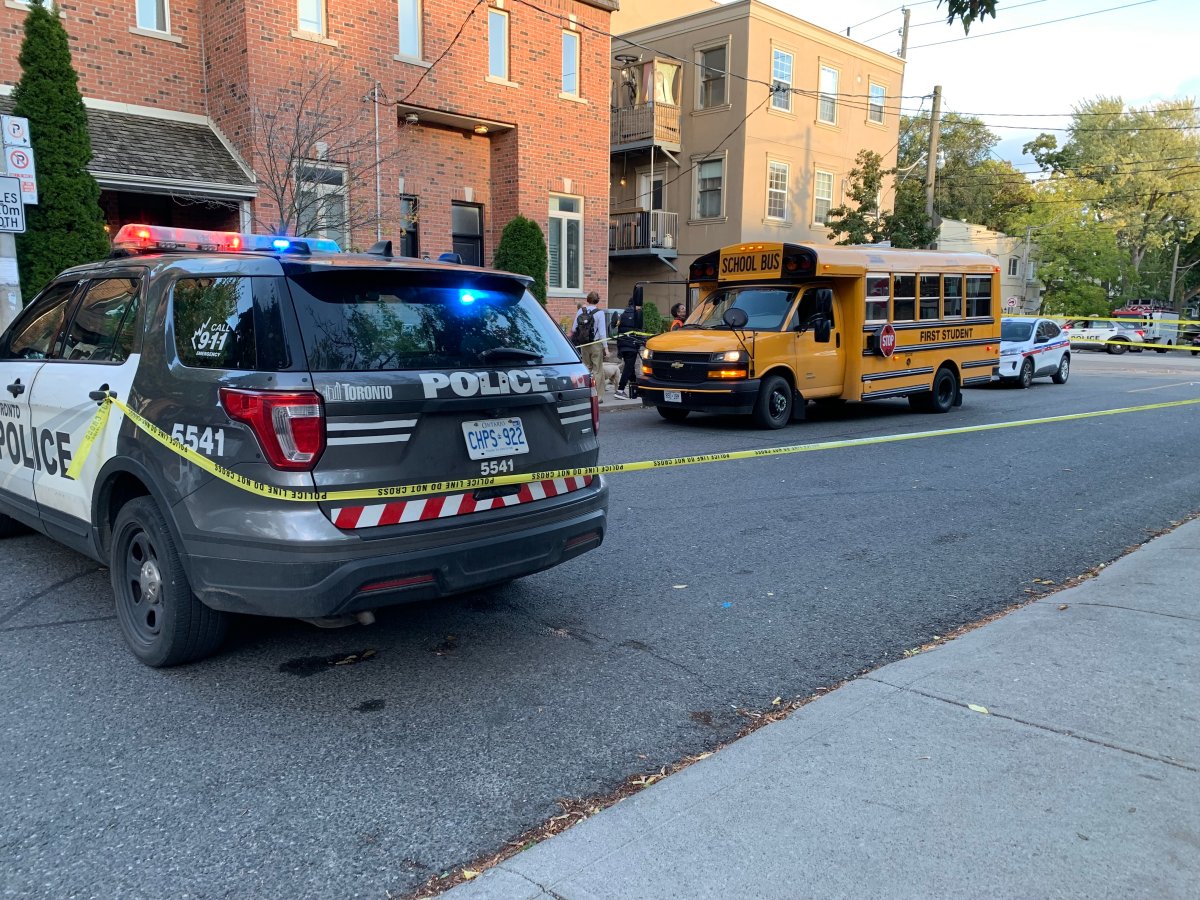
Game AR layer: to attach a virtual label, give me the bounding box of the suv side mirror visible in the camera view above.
[723,307,749,329]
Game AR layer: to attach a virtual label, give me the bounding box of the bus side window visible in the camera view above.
[893,274,916,321]
[943,275,963,317]
[865,274,889,322]
[966,275,992,317]
[919,275,940,320]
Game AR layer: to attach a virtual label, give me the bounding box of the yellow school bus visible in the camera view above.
[638,242,1002,428]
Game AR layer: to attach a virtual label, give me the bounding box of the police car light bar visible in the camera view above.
[112,223,243,253]
[239,234,343,254]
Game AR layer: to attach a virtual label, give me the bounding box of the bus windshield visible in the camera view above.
[691,286,797,330]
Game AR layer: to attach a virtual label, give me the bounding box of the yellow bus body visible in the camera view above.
[639,242,1001,426]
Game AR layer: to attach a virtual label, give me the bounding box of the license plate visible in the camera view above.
[461,418,530,460]
[664,391,682,403]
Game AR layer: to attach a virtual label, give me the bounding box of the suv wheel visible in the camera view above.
[1018,358,1034,389]
[112,497,229,667]
[753,375,792,429]
[1106,339,1128,355]
[1051,354,1070,385]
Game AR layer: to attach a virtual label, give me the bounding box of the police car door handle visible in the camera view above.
[88,383,115,403]
[6,379,24,397]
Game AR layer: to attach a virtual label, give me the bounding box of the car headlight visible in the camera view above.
[711,349,748,362]
[640,347,653,360]
[1000,348,1021,357]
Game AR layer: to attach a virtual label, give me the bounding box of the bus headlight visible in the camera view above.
[640,347,653,360]
[712,350,748,362]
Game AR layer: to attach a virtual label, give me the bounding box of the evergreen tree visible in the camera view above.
[642,300,664,334]
[493,215,548,304]
[11,0,109,297]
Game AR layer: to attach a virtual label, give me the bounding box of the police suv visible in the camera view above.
[0,225,607,666]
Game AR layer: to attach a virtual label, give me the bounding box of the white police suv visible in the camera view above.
[0,225,607,666]
[997,317,1070,388]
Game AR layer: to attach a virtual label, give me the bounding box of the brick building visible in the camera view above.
[0,0,616,319]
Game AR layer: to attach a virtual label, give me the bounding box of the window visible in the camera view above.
[1008,257,1020,277]
[59,279,140,362]
[695,158,724,219]
[3,281,78,360]
[451,202,484,267]
[398,0,421,58]
[868,82,885,124]
[818,65,838,124]
[173,277,291,370]
[297,0,324,35]
[548,195,582,292]
[892,274,916,321]
[136,0,168,32]
[399,195,419,258]
[771,49,792,112]
[766,161,789,220]
[697,45,727,108]
[813,170,833,224]
[919,274,940,320]
[488,8,508,80]
[561,30,579,96]
[966,275,993,317]
[297,162,348,249]
[865,274,889,323]
[943,275,963,317]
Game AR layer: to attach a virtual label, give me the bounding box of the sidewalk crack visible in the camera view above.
[1070,601,1200,622]
[498,866,563,898]
[864,676,1199,773]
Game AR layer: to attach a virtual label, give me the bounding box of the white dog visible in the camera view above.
[601,361,622,394]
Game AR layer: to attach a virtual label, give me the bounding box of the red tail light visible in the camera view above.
[589,375,600,434]
[220,388,325,470]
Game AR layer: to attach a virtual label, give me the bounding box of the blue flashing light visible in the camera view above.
[272,238,291,251]
[460,292,477,305]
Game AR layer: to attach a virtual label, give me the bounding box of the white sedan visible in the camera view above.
[997,317,1071,388]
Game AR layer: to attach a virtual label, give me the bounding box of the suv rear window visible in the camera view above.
[286,269,577,371]
[172,276,291,370]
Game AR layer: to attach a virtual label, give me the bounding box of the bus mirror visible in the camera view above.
[723,307,749,329]
[813,317,832,343]
[815,288,834,317]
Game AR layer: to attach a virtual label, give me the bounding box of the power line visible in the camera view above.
[864,0,1049,42]
[846,1,941,35]
[908,0,1162,50]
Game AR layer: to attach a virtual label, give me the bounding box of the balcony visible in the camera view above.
[609,210,678,260]
[611,102,681,152]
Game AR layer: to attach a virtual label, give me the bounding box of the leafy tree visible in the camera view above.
[900,111,1033,232]
[642,300,664,334]
[939,0,998,31]
[493,215,548,304]
[1023,97,1200,299]
[11,0,109,297]
[825,149,938,248]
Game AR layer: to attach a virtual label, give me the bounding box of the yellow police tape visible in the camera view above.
[66,394,1200,504]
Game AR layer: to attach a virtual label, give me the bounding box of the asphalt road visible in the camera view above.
[3,351,1200,899]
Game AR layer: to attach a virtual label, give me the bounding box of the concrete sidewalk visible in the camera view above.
[449,519,1200,899]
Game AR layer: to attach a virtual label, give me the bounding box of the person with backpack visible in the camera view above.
[615,289,645,399]
[571,291,608,403]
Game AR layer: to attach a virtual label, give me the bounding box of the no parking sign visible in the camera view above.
[3,146,37,205]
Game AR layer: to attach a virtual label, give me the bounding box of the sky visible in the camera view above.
[765,0,1199,169]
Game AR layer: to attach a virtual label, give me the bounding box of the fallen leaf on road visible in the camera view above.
[462,870,480,881]
[772,697,781,706]
[968,704,989,715]
[1058,604,1069,611]
[673,584,687,589]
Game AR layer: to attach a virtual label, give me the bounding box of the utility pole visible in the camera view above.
[1167,241,1181,308]
[924,84,942,246]
[899,8,911,60]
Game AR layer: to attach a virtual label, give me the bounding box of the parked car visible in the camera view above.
[1064,318,1146,354]
[997,317,1070,387]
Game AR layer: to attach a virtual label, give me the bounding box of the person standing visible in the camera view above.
[615,291,644,399]
[572,291,608,403]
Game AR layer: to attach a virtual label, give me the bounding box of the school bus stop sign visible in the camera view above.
[877,322,897,358]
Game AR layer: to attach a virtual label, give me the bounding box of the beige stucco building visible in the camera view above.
[936,218,1045,313]
[607,0,905,312]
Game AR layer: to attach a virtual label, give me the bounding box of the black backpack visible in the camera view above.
[618,306,641,334]
[574,307,597,345]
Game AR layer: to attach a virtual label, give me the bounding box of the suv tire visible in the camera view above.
[752,375,792,430]
[1051,354,1070,384]
[112,497,229,667]
[1106,339,1128,355]
[1018,358,1034,389]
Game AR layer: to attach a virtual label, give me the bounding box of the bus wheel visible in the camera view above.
[753,375,792,429]
[910,367,958,414]
[657,406,690,422]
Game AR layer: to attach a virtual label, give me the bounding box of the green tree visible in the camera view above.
[1023,97,1200,299]
[939,0,998,31]
[493,215,548,304]
[887,179,941,248]
[642,300,664,334]
[825,150,888,245]
[11,0,109,297]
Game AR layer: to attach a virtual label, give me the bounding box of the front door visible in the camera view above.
[0,279,82,522]
[791,286,844,396]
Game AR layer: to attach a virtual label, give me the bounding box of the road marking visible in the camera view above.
[1126,381,1200,393]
